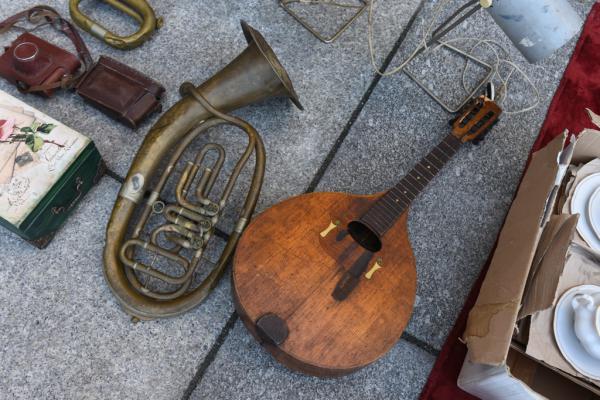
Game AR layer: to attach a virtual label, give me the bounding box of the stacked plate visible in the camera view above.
[554,285,600,380]
[555,173,600,380]
[570,172,600,250]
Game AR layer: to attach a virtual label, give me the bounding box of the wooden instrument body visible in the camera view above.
[232,191,417,376]
[233,95,502,376]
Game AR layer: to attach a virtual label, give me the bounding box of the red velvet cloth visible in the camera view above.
[419,4,600,400]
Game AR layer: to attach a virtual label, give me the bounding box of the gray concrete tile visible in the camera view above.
[315,1,597,349]
[0,177,234,400]
[190,320,435,400]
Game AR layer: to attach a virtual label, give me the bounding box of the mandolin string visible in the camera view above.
[299,0,541,115]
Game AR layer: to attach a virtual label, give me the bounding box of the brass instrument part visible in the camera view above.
[69,0,163,50]
[103,21,302,320]
[365,259,383,280]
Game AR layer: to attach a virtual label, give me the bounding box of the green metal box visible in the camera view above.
[0,89,104,248]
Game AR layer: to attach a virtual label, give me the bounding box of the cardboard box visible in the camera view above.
[0,89,104,248]
[458,129,600,399]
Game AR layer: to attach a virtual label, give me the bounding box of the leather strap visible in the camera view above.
[0,6,94,93]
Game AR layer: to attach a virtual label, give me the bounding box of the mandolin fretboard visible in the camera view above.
[360,133,462,235]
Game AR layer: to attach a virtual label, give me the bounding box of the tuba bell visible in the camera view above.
[104,21,303,320]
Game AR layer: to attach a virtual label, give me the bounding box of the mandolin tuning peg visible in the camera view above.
[472,119,499,145]
[485,82,496,101]
[472,131,487,145]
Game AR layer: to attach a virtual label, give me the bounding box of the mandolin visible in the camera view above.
[232,95,502,377]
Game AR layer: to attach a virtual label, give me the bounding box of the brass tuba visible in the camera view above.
[104,21,302,320]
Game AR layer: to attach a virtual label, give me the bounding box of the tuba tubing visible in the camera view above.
[103,21,302,319]
[69,0,163,50]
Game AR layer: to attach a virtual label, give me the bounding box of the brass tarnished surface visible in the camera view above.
[69,0,161,49]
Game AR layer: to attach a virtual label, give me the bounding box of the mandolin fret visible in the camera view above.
[371,210,393,229]
[381,194,406,211]
[432,147,450,161]
[360,134,461,235]
[419,158,439,174]
[407,172,427,188]
[427,153,444,169]
[414,163,434,180]
[394,182,417,199]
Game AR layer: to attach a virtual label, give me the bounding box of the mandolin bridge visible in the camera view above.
[332,251,374,301]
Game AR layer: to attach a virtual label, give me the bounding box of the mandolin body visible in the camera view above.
[233,95,502,376]
[232,191,417,377]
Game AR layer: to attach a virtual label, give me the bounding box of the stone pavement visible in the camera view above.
[0,1,595,399]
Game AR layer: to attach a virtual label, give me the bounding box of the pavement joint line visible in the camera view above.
[305,0,426,193]
[213,228,231,241]
[179,3,430,396]
[104,167,125,184]
[181,311,240,400]
[402,332,441,356]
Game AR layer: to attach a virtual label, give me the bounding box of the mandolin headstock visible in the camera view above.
[451,95,502,144]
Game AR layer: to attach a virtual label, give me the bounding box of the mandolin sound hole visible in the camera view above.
[347,221,382,253]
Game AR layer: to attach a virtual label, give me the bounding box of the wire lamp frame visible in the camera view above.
[279,0,368,43]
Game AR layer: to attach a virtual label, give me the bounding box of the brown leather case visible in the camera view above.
[0,32,81,97]
[76,56,165,128]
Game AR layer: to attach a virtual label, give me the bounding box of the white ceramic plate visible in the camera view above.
[570,173,600,250]
[554,285,600,380]
[588,187,600,242]
[597,308,600,338]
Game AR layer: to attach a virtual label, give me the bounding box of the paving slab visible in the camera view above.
[0,177,234,400]
[316,1,597,349]
[190,320,435,400]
